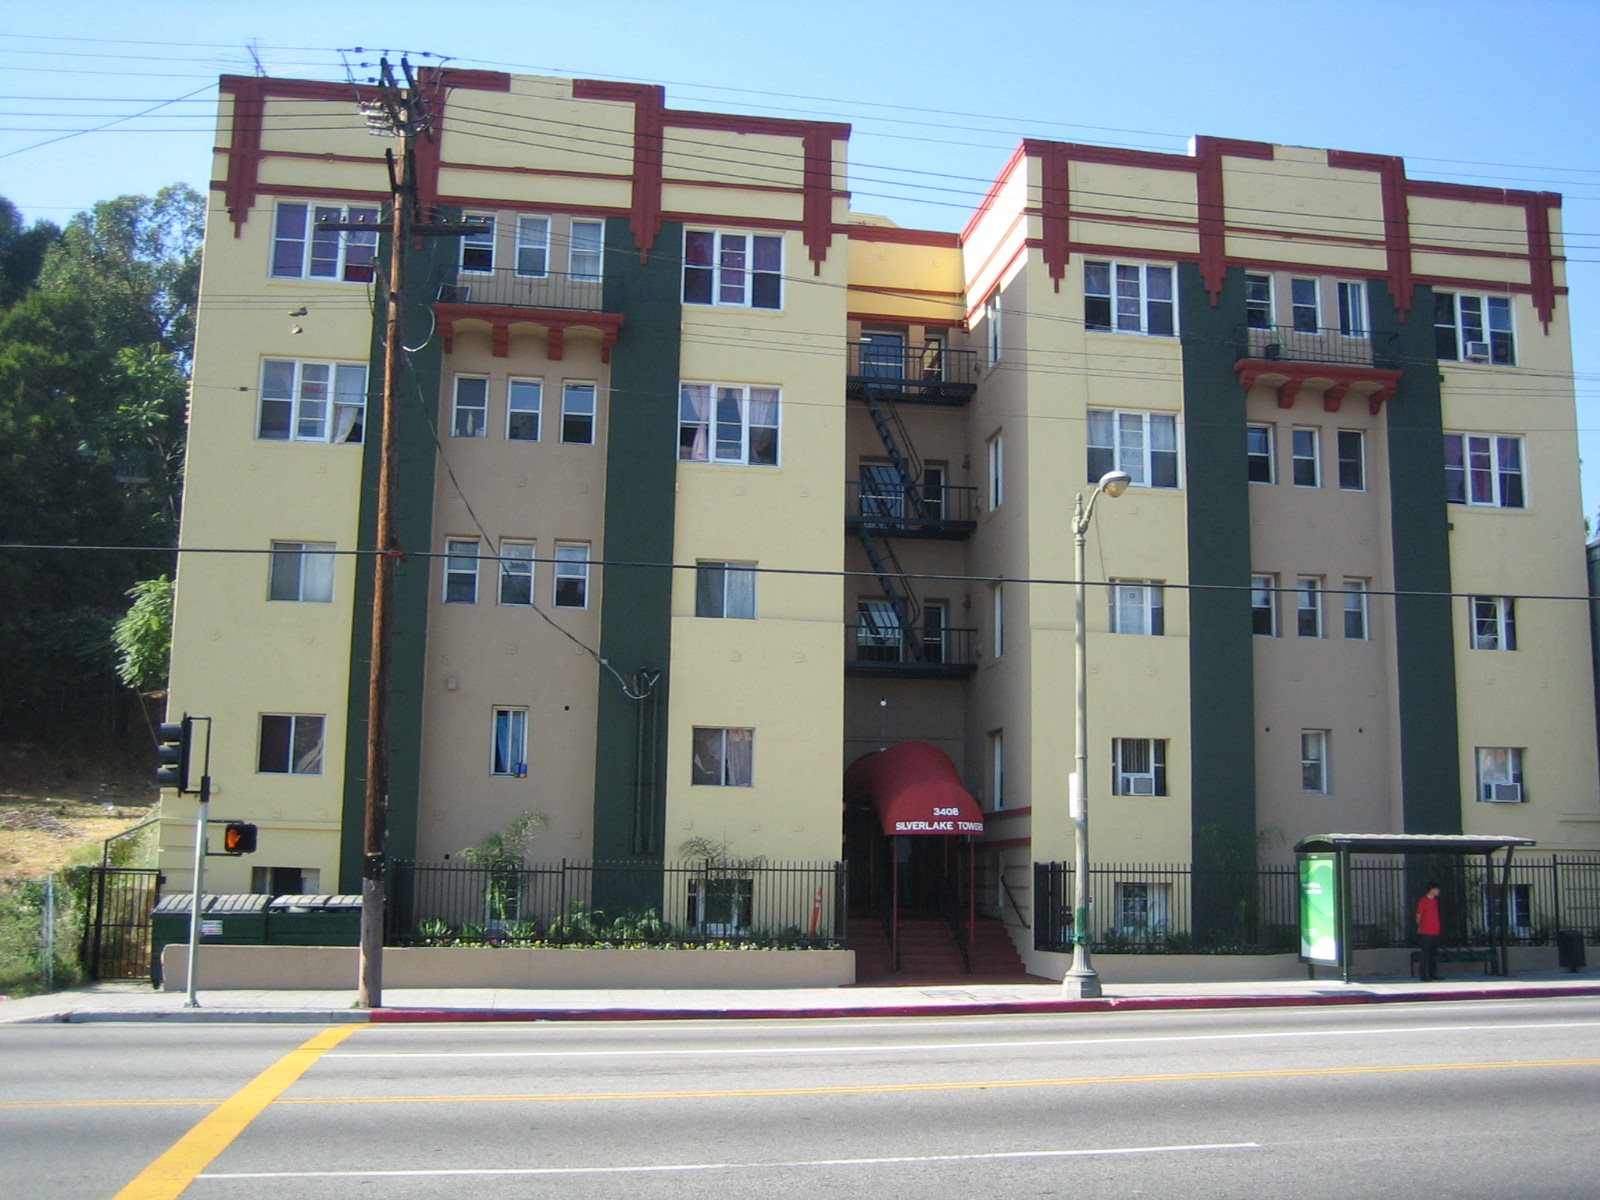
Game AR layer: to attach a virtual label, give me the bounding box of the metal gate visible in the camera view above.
[83,867,162,980]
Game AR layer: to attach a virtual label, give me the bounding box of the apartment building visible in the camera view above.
[162,70,1600,967]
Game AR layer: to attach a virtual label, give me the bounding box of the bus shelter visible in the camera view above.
[1294,833,1536,983]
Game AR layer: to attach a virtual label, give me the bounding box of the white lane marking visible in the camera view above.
[326,1019,1600,1060]
[200,1141,1260,1179]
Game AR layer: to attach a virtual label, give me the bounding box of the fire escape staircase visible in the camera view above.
[857,389,927,661]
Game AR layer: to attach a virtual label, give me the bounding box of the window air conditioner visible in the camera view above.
[436,283,471,303]
[1486,782,1523,803]
[1122,774,1156,796]
[1464,341,1491,362]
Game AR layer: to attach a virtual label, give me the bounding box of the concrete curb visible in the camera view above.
[14,1009,368,1025]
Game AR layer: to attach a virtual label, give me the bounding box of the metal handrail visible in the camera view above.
[1237,322,1387,368]
[997,872,1030,930]
[437,267,609,312]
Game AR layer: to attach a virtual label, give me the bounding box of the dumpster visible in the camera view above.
[1556,929,1587,972]
[150,893,270,986]
[264,895,362,946]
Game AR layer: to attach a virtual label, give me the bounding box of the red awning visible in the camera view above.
[844,742,984,837]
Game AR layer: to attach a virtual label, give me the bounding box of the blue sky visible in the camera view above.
[5,0,1598,521]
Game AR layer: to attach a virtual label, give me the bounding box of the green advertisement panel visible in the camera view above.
[1299,853,1339,965]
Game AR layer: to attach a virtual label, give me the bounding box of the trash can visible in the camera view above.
[264,894,362,946]
[1556,929,1586,972]
[149,894,270,986]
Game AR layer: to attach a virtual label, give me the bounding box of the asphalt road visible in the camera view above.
[3,997,1599,1198]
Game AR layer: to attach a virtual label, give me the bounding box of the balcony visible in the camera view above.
[434,269,623,361]
[1235,323,1401,414]
[845,481,977,539]
[846,340,978,405]
[845,624,977,679]
[1239,322,1384,368]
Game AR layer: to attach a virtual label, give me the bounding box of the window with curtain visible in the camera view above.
[683,230,782,308]
[695,561,757,619]
[258,714,325,775]
[691,726,754,786]
[258,359,367,444]
[492,708,528,776]
[1444,433,1525,508]
[1086,409,1179,488]
[269,541,335,603]
[678,383,780,465]
[453,376,489,438]
[568,220,604,282]
[271,202,379,282]
[515,215,549,277]
[507,379,541,441]
[498,541,535,606]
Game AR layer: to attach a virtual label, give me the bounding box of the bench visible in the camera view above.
[1410,946,1497,976]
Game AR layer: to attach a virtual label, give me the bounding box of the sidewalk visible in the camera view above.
[5,969,1600,1025]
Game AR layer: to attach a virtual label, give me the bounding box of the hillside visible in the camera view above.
[0,738,157,879]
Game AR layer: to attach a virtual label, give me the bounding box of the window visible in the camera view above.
[1296,576,1323,638]
[461,215,495,273]
[497,540,535,607]
[1087,409,1180,489]
[856,600,902,662]
[1245,273,1273,329]
[453,376,489,438]
[1470,596,1517,651]
[514,215,549,277]
[491,708,528,777]
[987,433,1004,509]
[1252,575,1279,637]
[1337,430,1365,491]
[678,383,780,466]
[568,219,604,282]
[1343,579,1369,640]
[985,293,1003,365]
[1291,427,1320,487]
[1338,281,1366,338]
[561,382,596,445]
[507,379,541,441]
[695,561,757,619]
[1084,260,1176,336]
[1247,424,1275,483]
[687,876,753,935]
[1110,581,1165,636]
[991,582,1004,658]
[683,230,781,309]
[1444,433,1525,509]
[691,726,753,786]
[1291,278,1319,332]
[270,202,379,282]
[990,731,1004,811]
[1435,292,1515,365]
[1111,738,1167,796]
[269,541,334,603]
[258,714,324,775]
[553,542,589,608]
[1476,747,1525,803]
[1116,881,1170,940]
[258,359,366,443]
[1301,730,1329,794]
[251,866,319,895]
[444,538,479,604]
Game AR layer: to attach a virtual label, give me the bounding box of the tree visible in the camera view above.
[111,576,174,692]
[0,198,59,307]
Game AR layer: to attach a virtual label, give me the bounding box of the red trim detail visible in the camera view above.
[1236,359,1402,412]
[1195,137,1275,304]
[980,836,1033,849]
[1323,383,1350,412]
[1036,142,1071,291]
[1524,194,1559,330]
[1024,137,1198,172]
[209,180,389,206]
[434,304,625,362]
[845,225,961,248]
[803,126,835,275]
[435,68,511,92]
[494,323,512,358]
[847,311,965,328]
[1328,151,1414,319]
[1277,380,1303,409]
[573,81,666,262]
[223,76,265,236]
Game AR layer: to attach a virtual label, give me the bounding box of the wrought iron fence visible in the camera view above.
[844,623,978,672]
[1237,322,1389,368]
[388,859,846,947]
[845,480,978,531]
[1035,857,1600,954]
[436,268,608,312]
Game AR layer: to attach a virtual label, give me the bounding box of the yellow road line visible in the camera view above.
[112,1024,365,1200]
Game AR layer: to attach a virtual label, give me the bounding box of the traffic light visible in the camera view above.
[222,822,258,855]
[156,716,192,792]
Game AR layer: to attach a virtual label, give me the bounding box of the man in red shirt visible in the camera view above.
[1415,882,1443,981]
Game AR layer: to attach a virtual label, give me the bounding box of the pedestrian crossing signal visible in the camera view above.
[223,822,258,855]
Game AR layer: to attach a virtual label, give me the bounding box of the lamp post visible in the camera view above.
[1062,468,1130,999]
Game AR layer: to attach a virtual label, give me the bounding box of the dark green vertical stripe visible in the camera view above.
[1374,281,1461,833]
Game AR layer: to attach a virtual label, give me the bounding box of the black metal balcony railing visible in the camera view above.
[436,267,608,312]
[1238,322,1383,368]
[845,481,978,537]
[846,341,979,402]
[845,624,977,677]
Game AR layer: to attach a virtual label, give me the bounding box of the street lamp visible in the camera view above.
[1062,468,1130,999]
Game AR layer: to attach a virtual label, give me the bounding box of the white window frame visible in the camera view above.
[514,215,550,278]
[695,561,757,619]
[682,229,782,309]
[1337,281,1367,338]
[990,730,1004,811]
[1470,596,1517,651]
[444,538,480,604]
[1083,260,1176,336]
[1111,738,1167,796]
[991,581,1004,658]
[1252,575,1279,637]
[452,375,489,439]
[691,726,754,787]
[269,541,335,603]
[1291,427,1320,487]
[1247,424,1275,484]
[1337,429,1366,491]
[1110,580,1165,636]
[1301,730,1329,794]
[258,359,367,443]
[561,381,597,445]
[1342,579,1370,641]
[1476,747,1525,804]
[678,383,781,466]
[985,292,1003,365]
[987,433,1004,509]
[568,219,604,282]
[497,540,535,607]
[1436,292,1515,365]
[460,214,495,274]
[553,541,589,609]
[258,713,325,776]
[1245,273,1273,329]
[491,707,528,777]
[270,201,379,282]
[1087,409,1181,489]
[1290,277,1320,332]
[1296,576,1323,638]
[1444,433,1525,509]
[507,378,541,442]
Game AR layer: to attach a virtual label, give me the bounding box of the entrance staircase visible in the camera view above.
[848,915,1038,984]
